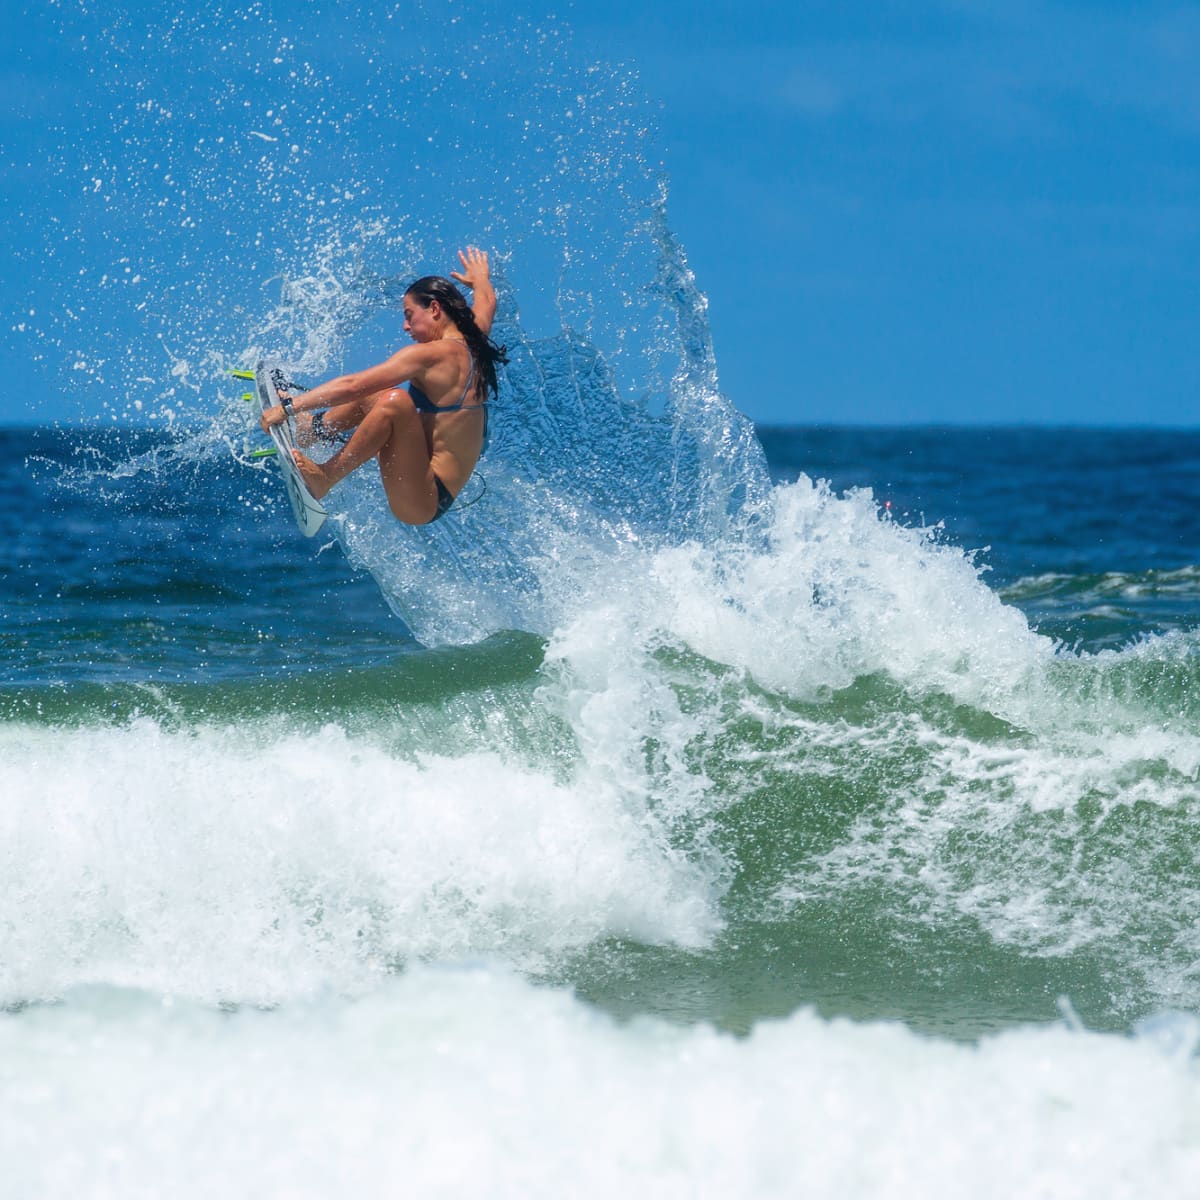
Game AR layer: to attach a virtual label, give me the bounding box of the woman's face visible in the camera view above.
[403,295,440,342]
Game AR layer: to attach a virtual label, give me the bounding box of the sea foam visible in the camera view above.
[0,717,719,1007]
[3,968,1199,1200]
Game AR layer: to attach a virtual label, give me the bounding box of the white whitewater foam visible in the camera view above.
[3,968,1199,1200]
[524,474,1200,1013]
[538,474,1055,741]
[0,718,720,1006]
[644,475,1052,709]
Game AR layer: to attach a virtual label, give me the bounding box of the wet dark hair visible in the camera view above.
[405,275,509,402]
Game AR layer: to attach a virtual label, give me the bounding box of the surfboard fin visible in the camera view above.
[228,369,255,381]
[248,447,277,459]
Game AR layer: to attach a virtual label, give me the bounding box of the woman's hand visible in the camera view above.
[260,402,288,433]
[451,246,490,290]
[452,246,498,334]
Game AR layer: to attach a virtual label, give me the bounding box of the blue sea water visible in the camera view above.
[7,415,1200,1194]
[7,4,1200,1196]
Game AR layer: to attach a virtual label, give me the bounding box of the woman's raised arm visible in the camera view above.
[451,246,497,335]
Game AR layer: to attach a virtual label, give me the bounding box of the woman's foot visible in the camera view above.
[292,450,333,499]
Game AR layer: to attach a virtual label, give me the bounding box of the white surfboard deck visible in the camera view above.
[255,360,328,538]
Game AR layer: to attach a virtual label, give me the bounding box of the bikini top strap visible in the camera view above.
[456,356,478,408]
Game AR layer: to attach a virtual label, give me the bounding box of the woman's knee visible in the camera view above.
[375,388,419,426]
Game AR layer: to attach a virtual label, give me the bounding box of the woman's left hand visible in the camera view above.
[451,246,491,290]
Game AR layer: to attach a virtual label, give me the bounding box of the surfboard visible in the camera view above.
[255,359,328,537]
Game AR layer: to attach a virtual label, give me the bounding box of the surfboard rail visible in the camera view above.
[255,359,328,538]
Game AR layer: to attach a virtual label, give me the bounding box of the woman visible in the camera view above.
[260,246,507,524]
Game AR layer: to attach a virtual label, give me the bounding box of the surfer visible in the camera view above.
[259,246,507,524]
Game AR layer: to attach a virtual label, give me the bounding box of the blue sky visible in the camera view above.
[2,0,1198,426]
[584,0,1200,425]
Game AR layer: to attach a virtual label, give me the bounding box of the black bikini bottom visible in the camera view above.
[431,474,455,521]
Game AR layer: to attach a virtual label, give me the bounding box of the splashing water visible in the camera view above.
[14,8,1200,1197]
[16,0,1200,1040]
[29,2,668,423]
[30,1,776,646]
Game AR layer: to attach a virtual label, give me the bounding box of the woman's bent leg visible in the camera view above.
[292,389,440,524]
[375,395,440,524]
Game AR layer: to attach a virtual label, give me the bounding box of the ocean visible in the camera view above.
[8,4,1200,1195]
[6,413,1200,1195]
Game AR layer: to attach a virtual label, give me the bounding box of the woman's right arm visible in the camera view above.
[260,344,435,430]
[293,344,432,411]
